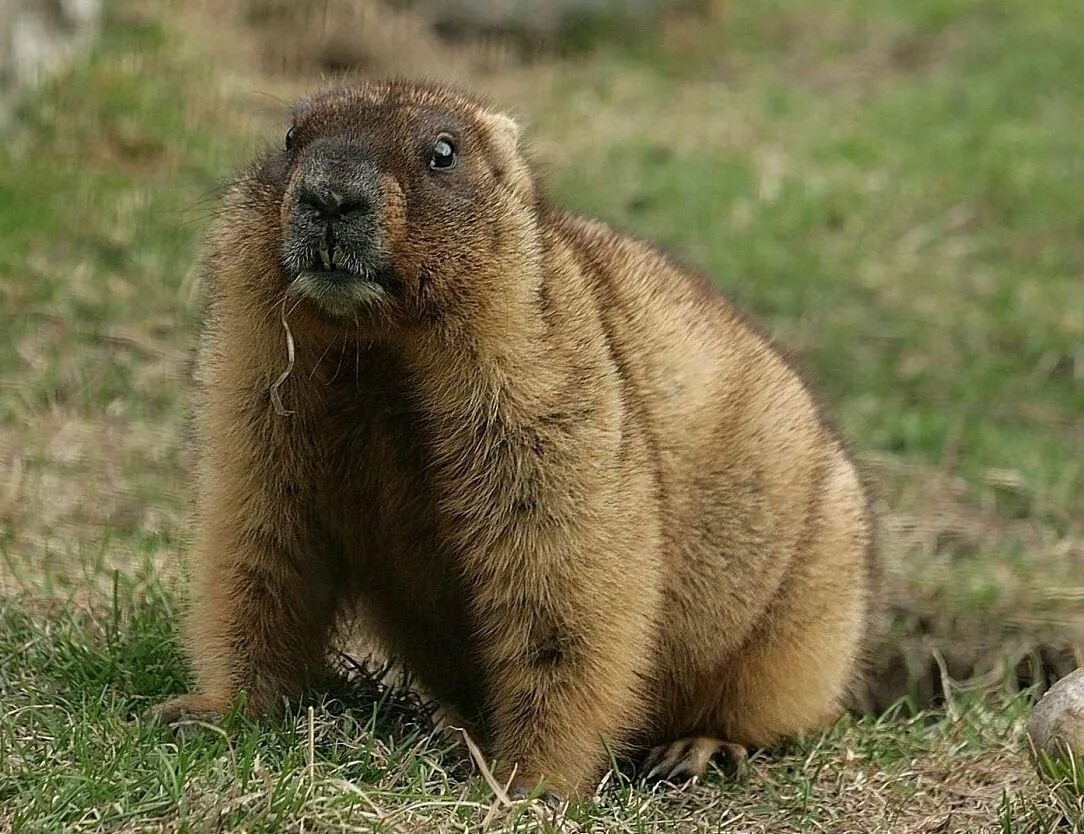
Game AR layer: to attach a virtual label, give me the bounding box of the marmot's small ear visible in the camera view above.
[481,110,533,199]
[485,111,520,153]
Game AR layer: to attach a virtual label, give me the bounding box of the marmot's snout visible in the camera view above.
[280,138,399,315]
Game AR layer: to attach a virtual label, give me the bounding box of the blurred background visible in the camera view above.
[1,0,1081,712]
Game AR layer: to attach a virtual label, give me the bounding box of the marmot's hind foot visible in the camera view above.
[146,693,231,738]
[643,737,748,783]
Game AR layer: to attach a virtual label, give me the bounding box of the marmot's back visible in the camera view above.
[553,210,874,740]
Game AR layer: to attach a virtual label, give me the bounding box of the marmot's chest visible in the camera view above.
[308,389,487,719]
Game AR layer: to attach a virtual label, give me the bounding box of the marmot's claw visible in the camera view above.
[644,737,748,784]
[507,780,566,810]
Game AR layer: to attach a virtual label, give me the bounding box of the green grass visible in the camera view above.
[0,0,1081,830]
[2,572,1079,832]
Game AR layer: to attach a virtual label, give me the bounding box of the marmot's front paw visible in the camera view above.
[147,693,231,736]
[507,777,567,810]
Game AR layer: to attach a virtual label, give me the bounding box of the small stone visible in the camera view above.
[1027,668,1084,770]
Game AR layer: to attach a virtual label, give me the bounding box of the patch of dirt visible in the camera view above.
[735,5,970,96]
[864,455,1083,710]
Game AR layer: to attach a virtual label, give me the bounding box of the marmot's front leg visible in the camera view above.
[474,560,656,801]
[154,474,341,723]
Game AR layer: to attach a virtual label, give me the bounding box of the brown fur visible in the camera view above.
[154,80,877,800]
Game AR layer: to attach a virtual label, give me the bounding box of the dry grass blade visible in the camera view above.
[270,294,297,416]
[457,726,511,802]
[308,704,316,787]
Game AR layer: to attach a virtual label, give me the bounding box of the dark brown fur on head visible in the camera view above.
[231,81,537,340]
[157,79,877,804]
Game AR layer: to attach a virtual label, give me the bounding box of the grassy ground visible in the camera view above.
[1,0,1081,830]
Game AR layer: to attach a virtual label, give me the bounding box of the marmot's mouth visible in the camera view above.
[281,209,399,316]
[288,267,396,317]
[298,267,377,286]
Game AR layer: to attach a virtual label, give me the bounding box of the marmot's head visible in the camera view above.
[225,81,538,336]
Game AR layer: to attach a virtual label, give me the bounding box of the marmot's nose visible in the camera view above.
[298,185,370,221]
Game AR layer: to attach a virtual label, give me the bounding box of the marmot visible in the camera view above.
[154,80,877,802]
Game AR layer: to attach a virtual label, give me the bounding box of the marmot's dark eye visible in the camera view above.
[428,135,457,171]
[284,126,296,152]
